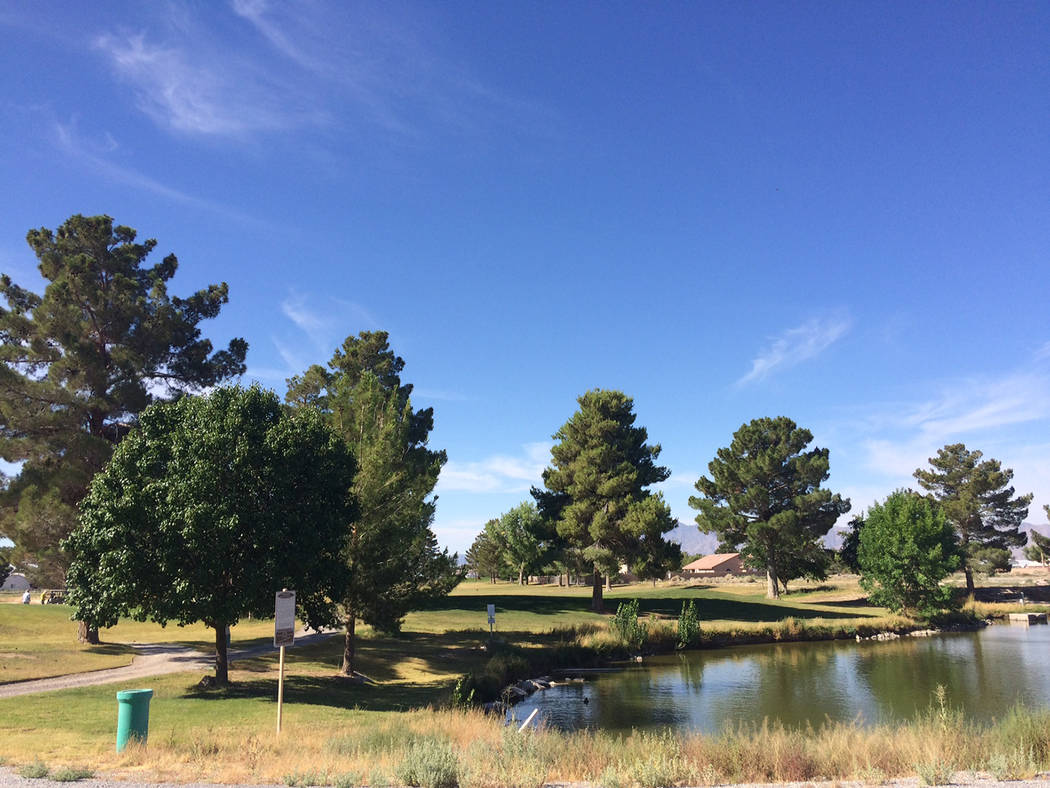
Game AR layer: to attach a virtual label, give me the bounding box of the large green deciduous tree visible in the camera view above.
[286,332,458,676]
[533,389,677,613]
[64,386,354,685]
[488,501,546,585]
[914,444,1032,594]
[0,215,246,641]
[690,417,850,599]
[857,489,960,618]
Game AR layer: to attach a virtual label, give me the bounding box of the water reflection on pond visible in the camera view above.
[510,623,1050,733]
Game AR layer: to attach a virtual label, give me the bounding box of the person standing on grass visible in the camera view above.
[21,589,30,604]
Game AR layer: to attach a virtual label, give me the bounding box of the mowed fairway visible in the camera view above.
[0,577,897,764]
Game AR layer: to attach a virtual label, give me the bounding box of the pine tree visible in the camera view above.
[465,527,504,583]
[690,417,850,599]
[533,389,677,613]
[0,215,246,641]
[914,444,1032,593]
[287,332,458,676]
[1024,513,1050,567]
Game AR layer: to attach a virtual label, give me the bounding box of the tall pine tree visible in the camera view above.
[690,417,850,599]
[533,389,677,612]
[0,215,246,641]
[914,444,1031,593]
[286,332,457,676]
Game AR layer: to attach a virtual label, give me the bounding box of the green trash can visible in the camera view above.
[115,689,154,752]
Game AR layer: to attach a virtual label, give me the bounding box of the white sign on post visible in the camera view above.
[275,590,296,647]
[487,603,495,625]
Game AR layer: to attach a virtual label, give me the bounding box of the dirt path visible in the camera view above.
[0,629,337,698]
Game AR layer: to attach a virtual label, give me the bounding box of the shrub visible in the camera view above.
[18,762,50,779]
[334,773,361,788]
[51,767,94,782]
[284,770,329,786]
[611,599,646,649]
[677,599,700,648]
[915,759,953,786]
[395,740,460,788]
[449,674,475,708]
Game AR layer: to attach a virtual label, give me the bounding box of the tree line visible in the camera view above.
[1,215,1046,685]
[467,410,1041,619]
[0,215,455,684]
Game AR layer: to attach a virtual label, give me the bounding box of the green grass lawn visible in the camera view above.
[1,577,884,685]
[0,576,885,769]
[0,575,1045,783]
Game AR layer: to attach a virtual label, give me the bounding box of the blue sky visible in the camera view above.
[1,1,1048,553]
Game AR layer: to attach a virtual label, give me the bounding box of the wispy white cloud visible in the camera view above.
[88,2,545,145]
[429,517,487,553]
[859,371,1050,479]
[737,314,852,386]
[281,293,335,353]
[438,442,552,494]
[331,299,381,332]
[813,354,1050,531]
[270,336,309,375]
[93,31,311,136]
[53,119,260,225]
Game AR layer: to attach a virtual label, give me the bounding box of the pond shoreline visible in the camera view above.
[491,611,998,711]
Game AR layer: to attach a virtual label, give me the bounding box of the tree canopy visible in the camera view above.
[1024,512,1050,566]
[533,389,677,612]
[64,386,354,685]
[914,444,1031,593]
[857,489,960,618]
[465,525,504,583]
[487,501,546,585]
[0,215,246,637]
[286,331,458,676]
[690,416,850,599]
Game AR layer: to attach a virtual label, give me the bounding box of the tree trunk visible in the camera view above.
[518,566,524,585]
[213,624,229,686]
[605,574,611,591]
[766,565,780,599]
[340,613,356,675]
[964,566,975,595]
[591,568,604,613]
[76,620,99,645]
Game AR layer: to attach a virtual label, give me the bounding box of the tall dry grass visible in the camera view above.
[80,702,1050,787]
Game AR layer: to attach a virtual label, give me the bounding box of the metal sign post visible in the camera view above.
[274,589,296,735]
[487,603,495,638]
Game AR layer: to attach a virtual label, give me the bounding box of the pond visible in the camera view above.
[509,622,1050,733]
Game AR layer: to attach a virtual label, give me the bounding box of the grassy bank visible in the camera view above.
[3,575,1049,785]
[7,700,1050,786]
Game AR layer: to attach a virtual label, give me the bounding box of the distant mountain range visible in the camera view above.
[666,521,720,557]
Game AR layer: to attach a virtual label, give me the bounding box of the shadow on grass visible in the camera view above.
[91,643,139,657]
[184,671,452,711]
[973,585,1050,604]
[419,593,876,621]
